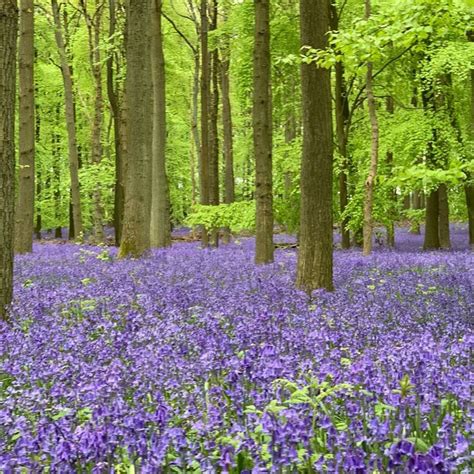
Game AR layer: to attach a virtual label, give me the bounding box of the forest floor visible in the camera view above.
[0,226,472,472]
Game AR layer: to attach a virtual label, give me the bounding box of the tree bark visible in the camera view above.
[51,0,83,239]
[107,0,126,246]
[220,33,235,244]
[118,0,152,258]
[424,187,440,249]
[330,3,350,250]
[385,95,396,247]
[362,0,379,256]
[466,30,474,249]
[53,106,62,238]
[438,183,450,249]
[410,190,422,234]
[296,0,333,291]
[34,98,41,240]
[253,0,273,264]
[80,0,105,243]
[0,0,18,320]
[208,0,219,247]
[199,0,210,246]
[191,50,200,206]
[150,0,171,248]
[15,0,34,254]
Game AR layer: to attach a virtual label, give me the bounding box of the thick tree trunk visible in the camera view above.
[438,183,450,249]
[150,0,171,248]
[362,0,379,256]
[118,0,152,258]
[424,188,440,249]
[51,0,82,239]
[296,0,333,292]
[0,0,18,320]
[253,0,273,264]
[15,0,34,254]
[81,0,105,243]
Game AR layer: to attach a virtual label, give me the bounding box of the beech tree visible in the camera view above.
[51,0,83,239]
[362,0,379,256]
[150,0,171,248]
[15,0,35,254]
[296,0,333,292]
[118,0,152,257]
[79,0,105,243]
[0,0,18,320]
[253,0,273,264]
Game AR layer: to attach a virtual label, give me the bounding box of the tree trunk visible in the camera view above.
[362,0,379,256]
[118,0,152,258]
[15,0,34,254]
[199,0,210,246]
[385,95,396,247]
[51,0,82,239]
[438,183,450,249]
[253,0,273,264]
[296,0,333,292]
[150,0,171,248]
[0,0,18,320]
[191,50,200,206]
[107,0,126,246]
[81,0,105,243]
[424,188,440,249]
[220,36,235,244]
[53,106,62,238]
[34,100,41,240]
[466,30,474,249]
[410,190,422,234]
[208,0,219,247]
[331,3,350,250]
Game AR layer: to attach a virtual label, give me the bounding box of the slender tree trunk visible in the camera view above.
[362,0,379,256]
[51,0,82,239]
[118,0,152,258]
[34,100,41,240]
[411,190,422,234]
[150,0,171,248]
[208,0,219,247]
[107,0,125,246]
[385,95,396,247]
[200,0,210,246]
[15,0,34,254]
[410,86,422,234]
[466,31,474,248]
[220,39,235,244]
[253,0,273,264]
[53,106,62,238]
[0,0,18,320]
[296,0,333,292]
[191,50,200,206]
[330,3,350,250]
